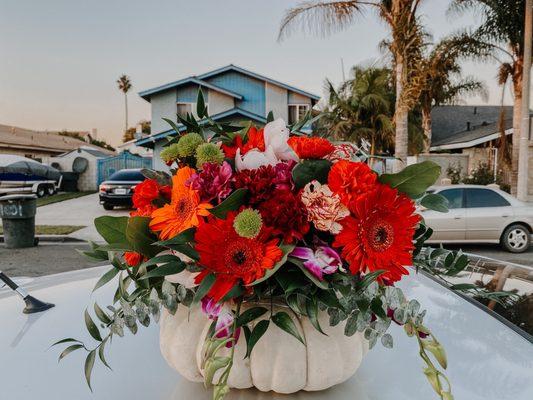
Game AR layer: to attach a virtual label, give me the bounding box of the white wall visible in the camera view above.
[265,83,288,121]
[151,90,177,134]
[208,89,234,115]
[49,149,99,191]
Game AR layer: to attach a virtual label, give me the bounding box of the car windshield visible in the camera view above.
[108,170,144,181]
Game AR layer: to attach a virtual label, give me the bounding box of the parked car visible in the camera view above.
[98,169,144,210]
[423,184,533,253]
[1,265,532,400]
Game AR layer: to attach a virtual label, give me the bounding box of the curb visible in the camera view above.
[0,235,86,243]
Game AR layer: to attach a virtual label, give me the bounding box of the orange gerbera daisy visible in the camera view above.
[149,166,212,240]
[333,184,420,283]
[287,136,335,159]
[328,160,377,208]
[194,213,283,301]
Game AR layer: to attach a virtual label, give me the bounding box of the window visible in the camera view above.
[109,169,144,182]
[438,189,464,209]
[288,104,310,124]
[177,103,193,119]
[465,188,510,208]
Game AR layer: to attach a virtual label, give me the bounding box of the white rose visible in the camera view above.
[263,118,298,162]
[235,146,278,171]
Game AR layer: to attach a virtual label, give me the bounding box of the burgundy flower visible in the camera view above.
[258,189,309,243]
[186,161,233,203]
[234,162,295,204]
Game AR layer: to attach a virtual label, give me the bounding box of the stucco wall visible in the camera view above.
[265,83,288,121]
[288,91,312,105]
[49,150,99,191]
[208,89,234,115]
[151,90,177,135]
[152,142,170,173]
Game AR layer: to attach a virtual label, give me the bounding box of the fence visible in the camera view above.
[97,152,152,184]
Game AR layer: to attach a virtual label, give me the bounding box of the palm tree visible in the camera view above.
[419,35,488,152]
[320,66,395,157]
[279,0,427,171]
[449,0,526,193]
[117,75,132,135]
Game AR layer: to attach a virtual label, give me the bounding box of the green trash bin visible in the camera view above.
[0,194,38,248]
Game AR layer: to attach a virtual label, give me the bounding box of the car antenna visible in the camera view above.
[0,271,55,314]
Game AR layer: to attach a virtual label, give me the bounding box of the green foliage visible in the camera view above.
[379,161,441,198]
[291,159,332,189]
[209,189,248,219]
[94,216,129,244]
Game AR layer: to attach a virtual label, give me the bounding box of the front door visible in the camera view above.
[464,188,512,241]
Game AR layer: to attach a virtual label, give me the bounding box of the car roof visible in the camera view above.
[1,266,532,399]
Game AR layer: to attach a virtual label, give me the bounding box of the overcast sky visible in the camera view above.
[0,0,518,146]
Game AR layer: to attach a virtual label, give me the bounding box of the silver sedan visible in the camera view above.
[422,184,533,253]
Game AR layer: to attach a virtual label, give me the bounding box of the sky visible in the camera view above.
[0,0,515,146]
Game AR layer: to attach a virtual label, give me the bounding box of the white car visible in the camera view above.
[423,185,533,253]
[1,266,532,400]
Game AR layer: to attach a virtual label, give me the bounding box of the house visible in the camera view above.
[0,124,114,163]
[135,64,320,170]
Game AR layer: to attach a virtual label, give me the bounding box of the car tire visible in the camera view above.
[501,224,531,253]
[36,185,46,198]
[47,185,55,196]
[103,203,114,210]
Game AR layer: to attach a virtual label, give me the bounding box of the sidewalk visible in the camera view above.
[35,193,129,242]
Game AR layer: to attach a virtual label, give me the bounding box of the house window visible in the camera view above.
[177,103,193,119]
[288,104,310,124]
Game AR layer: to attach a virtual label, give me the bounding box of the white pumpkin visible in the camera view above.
[160,303,368,394]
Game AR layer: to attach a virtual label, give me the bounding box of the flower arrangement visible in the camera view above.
[55,93,465,400]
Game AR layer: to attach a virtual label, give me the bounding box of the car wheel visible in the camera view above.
[36,185,46,198]
[47,185,55,196]
[501,224,531,253]
[103,203,114,210]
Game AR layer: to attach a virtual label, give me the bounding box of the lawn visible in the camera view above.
[0,225,85,235]
[36,191,95,207]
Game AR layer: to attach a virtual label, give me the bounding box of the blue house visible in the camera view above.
[135,65,320,170]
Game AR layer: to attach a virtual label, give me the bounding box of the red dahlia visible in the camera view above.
[333,184,420,283]
[234,163,294,204]
[287,136,335,159]
[327,160,377,208]
[130,179,171,217]
[194,213,283,301]
[259,190,309,244]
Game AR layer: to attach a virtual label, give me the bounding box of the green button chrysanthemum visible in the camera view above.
[160,143,181,164]
[233,209,263,239]
[177,132,204,158]
[195,142,225,169]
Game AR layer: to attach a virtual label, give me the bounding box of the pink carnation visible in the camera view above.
[186,161,233,203]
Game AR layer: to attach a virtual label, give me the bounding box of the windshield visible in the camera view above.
[108,170,144,181]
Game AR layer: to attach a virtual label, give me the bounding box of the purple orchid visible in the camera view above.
[290,245,342,280]
[201,297,222,319]
[201,298,240,348]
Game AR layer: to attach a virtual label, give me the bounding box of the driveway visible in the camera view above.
[35,193,129,242]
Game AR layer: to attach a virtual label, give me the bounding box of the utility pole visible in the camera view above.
[517,0,532,201]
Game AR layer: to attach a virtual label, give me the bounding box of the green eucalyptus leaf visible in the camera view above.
[379,161,441,198]
[84,309,102,342]
[84,350,96,391]
[58,344,83,361]
[94,303,111,324]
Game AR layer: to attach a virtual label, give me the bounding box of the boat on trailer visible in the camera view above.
[0,155,62,197]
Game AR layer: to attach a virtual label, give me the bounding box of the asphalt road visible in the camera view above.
[0,242,107,277]
[440,244,533,267]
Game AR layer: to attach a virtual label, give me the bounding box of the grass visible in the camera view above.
[36,191,95,207]
[0,225,85,235]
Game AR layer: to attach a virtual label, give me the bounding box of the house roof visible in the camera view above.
[0,124,114,155]
[135,108,267,148]
[138,64,320,102]
[430,105,514,150]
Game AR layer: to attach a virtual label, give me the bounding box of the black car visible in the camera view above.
[99,169,144,210]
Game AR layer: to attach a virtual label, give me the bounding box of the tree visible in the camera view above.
[279,0,427,171]
[117,75,132,135]
[418,35,488,152]
[449,0,526,193]
[320,66,395,157]
[123,120,151,143]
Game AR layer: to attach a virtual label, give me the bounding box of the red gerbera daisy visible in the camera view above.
[328,160,377,207]
[333,184,420,283]
[287,136,335,159]
[194,213,283,301]
[258,189,309,244]
[221,126,265,158]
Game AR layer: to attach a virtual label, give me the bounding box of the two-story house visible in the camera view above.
[135,65,320,170]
